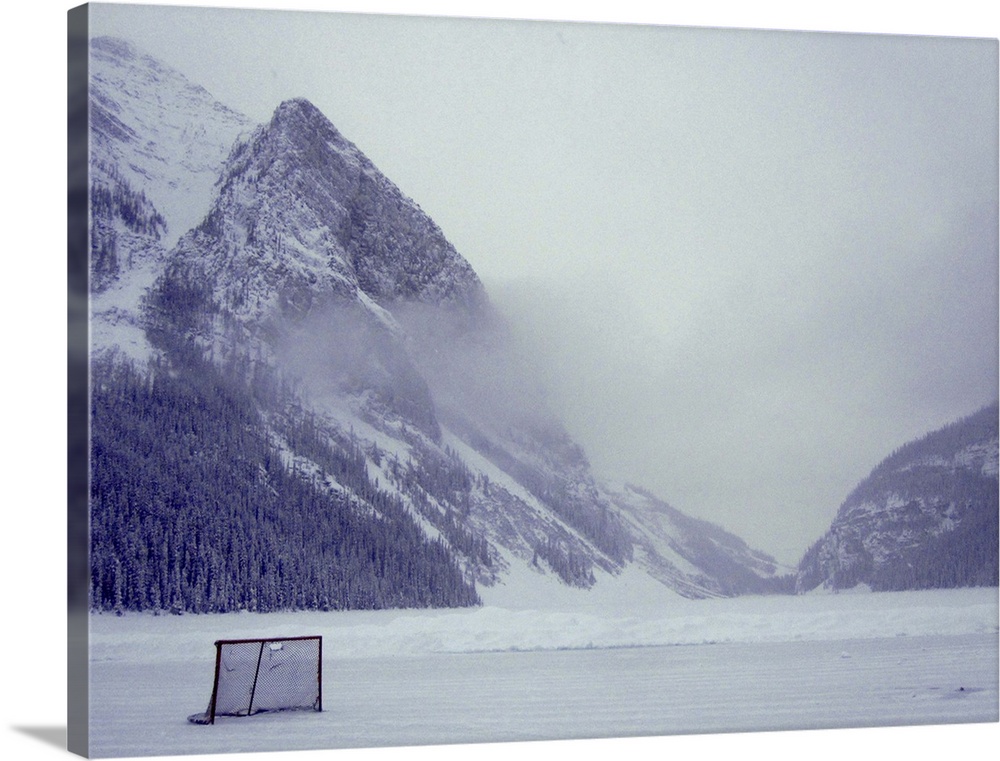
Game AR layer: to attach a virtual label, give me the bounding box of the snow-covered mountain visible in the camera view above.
[89,36,254,360]
[90,37,255,252]
[797,403,999,593]
[87,37,787,613]
[609,483,788,597]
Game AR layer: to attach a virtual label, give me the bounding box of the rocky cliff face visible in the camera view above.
[153,96,488,442]
[797,403,999,592]
[171,98,485,327]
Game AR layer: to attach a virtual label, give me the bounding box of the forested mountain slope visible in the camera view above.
[797,403,999,592]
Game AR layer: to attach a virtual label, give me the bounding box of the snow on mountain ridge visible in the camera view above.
[90,36,254,249]
[88,36,255,361]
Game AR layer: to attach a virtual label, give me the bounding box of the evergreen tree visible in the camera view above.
[90,352,480,613]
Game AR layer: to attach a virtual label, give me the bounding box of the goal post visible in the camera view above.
[189,636,322,725]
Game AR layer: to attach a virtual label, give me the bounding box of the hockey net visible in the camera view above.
[189,636,322,724]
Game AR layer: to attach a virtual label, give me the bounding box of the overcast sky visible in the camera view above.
[88,2,998,564]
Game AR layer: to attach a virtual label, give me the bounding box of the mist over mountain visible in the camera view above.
[90,31,1000,615]
[87,34,1000,615]
[88,37,790,613]
[797,403,999,593]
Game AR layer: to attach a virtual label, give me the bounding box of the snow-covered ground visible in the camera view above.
[83,587,998,758]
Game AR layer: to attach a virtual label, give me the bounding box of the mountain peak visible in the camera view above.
[265,96,360,166]
[182,91,486,322]
[271,97,329,131]
[274,96,323,118]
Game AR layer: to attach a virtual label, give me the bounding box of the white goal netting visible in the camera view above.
[189,636,322,724]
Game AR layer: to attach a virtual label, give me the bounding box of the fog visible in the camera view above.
[393,301,562,436]
[90,3,998,565]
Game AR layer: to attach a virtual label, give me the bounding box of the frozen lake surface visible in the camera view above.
[86,588,998,758]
